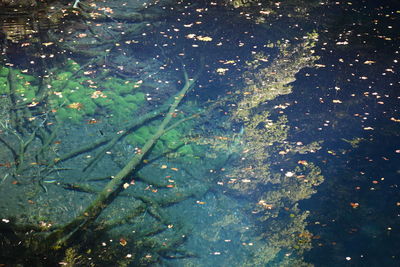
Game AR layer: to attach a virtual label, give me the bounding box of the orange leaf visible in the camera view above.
[119,238,127,246]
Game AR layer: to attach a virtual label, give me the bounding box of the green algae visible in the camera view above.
[0,60,147,125]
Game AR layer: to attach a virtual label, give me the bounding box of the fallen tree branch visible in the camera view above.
[52,100,173,167]
[44,65,200,249]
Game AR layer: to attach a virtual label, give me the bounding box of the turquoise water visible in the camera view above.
[0,0,399,266]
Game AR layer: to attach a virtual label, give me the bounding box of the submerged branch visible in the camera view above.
[45,66,200,249]
[53,102,170,166]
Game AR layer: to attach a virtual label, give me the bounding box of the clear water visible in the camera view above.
[0,0,399,266]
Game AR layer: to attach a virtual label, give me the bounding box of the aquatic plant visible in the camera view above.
[218,34,324,265]
[46,62,146,125]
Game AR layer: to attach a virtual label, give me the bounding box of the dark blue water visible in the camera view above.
[0,0,399,266]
